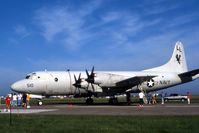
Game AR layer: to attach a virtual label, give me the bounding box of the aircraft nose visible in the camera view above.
[11,83,16,91]
[11,82,19,92]
[11,81,25,93]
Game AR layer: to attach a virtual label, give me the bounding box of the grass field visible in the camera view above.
[0,115,198,133]
[0,96,199,132]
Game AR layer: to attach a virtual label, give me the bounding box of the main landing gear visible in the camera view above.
[86,97,94,105]
[108,93,131,105]
[86,92,94,105]
[126,92,131,105]
[108,97,118,105]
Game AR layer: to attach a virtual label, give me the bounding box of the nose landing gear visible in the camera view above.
[38,100,43,106]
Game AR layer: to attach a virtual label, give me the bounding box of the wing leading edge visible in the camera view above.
[115,75,157,88]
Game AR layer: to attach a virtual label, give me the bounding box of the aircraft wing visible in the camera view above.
[115,75,156,88]
[178,68,199,83]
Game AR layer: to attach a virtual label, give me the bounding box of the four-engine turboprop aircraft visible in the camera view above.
[11,41,199,104]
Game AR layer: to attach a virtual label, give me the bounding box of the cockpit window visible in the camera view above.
[25,75,31,79]
[25,73,38,80]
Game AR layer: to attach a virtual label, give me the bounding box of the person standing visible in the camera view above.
[161,92,165,105]
[5,95,11,112]
[139,91,144,106]
[22,93,27,107]
[12,93,17,106]
[26,94,31,108]
[17,94,22,106]
[147,93,152,104]
[187,92,191,104]
[152,94,157,104]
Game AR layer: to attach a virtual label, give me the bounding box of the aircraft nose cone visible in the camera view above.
[11,81,25,93]
[11,82,19,92]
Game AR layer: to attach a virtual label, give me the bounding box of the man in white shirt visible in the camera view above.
[139,91,144,106]
[17,94,22,106]
[12,94,17,106]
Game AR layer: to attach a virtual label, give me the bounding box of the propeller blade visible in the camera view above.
[74,75,77,82]
[91,66,94,75]
[91,84,95,92]
[86,69,89,77]
[78,73,81,81]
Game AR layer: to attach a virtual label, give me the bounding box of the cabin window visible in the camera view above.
[54,78,58,82]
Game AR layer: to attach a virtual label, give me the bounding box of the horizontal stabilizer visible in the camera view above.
[116,76,156,87]
[179,69,199,77]
[178,68,199,83]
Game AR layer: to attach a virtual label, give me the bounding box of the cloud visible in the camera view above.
[34,1,162,51]
[34,1,102,50]
[14,25,30,39]
[140,1,180,15]
[32,0,199,69]
[101,12,123,23]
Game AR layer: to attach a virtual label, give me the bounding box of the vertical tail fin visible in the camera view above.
[145,41,188,73]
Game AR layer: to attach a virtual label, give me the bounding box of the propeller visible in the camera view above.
[73,73,82,94]
[85,66,95,92]
[87,82,95,92]
[85,66,95,83]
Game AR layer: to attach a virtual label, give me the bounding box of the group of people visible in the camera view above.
[138,91,191,106]
[5,93,31,112]
[138,92,158,106]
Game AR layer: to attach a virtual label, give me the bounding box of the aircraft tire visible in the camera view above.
[181,98,185,102]
[38,100,43,106]
[109,98,118,105]
[126,92,131,105]
[86,98,94,105]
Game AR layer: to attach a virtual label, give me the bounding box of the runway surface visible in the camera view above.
[1,103,199,115]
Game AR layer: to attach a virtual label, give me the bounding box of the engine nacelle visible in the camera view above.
[93,84,103,92]
[79,80,102,93]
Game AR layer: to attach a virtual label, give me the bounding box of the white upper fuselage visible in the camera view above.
[11,70,182,95]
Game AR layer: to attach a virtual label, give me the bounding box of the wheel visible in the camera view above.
[38,100,42,106]
[112,98,118,104]
[86,98,94,105]
[164,99,168,102]
[181,99,185,102]
[109,98,118,105]
[126,93,131,105]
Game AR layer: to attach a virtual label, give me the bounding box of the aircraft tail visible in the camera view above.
[145,41,188,73]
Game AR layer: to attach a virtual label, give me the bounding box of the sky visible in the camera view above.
[0,0,199,96]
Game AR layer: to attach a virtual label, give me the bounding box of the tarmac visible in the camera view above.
[1,103,199,115]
